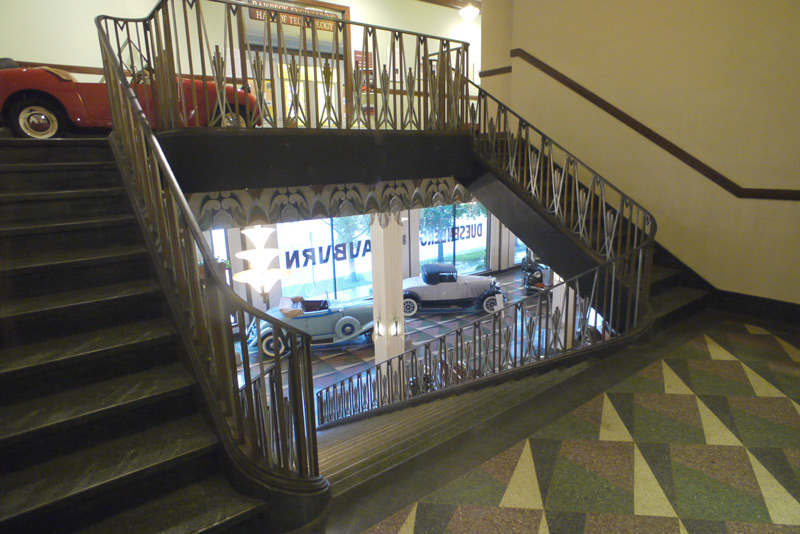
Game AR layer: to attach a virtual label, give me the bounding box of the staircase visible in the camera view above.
[0,138,268,533]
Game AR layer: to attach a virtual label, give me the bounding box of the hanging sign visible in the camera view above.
[248,0,339,32]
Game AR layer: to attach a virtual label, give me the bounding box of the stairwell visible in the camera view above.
[0,138,268,533]
[315,249,712,500]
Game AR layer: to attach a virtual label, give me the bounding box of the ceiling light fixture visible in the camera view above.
[459,4,480,22]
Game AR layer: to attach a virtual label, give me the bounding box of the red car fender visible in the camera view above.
[0,68,101,127]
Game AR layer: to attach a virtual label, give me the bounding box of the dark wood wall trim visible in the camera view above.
[479,65,511,78]
[509,48,800,201]
[17,61,105,75]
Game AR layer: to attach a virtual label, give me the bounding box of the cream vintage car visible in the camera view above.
[401,263,507,316]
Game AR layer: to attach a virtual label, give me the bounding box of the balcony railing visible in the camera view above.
[97,0,470,133]
[97,0,655,483]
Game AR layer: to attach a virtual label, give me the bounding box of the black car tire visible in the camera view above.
[402,297,419,317]
[8,97,69,139]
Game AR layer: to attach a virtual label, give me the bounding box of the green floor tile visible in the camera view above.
[532,413,598,441]
[730,409,800,449]
[672,461,770,523]
[633,404,706,444]
[421,467,508,507]
[544,456,633,515]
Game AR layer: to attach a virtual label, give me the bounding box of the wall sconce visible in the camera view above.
[375,319,385,337]
[459,4,480,22]
[232,226,290,302]
[390,318,401,337]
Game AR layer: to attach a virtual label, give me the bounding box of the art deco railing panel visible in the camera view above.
[317,247,648,425]
[469,81,655,264]
[98,0,469,133]
[97,11,321,485]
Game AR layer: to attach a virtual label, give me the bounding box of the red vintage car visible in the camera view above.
[0,58,259,139]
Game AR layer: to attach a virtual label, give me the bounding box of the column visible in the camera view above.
[369,212,406,364]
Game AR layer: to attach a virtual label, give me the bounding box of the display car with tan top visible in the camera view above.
[247,296,375,357]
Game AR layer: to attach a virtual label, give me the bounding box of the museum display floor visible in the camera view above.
[305,268,530,393]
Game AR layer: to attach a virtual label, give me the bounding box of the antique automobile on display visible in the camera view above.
[247,296,374,357]
[402,262,507,316]
[0,56,258,139]
[521,257,552,294]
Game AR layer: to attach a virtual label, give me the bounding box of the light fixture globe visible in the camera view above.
[232,225,290,299]
[459,4,479,22]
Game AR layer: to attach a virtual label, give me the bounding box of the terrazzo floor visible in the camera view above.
[356,318,800,533]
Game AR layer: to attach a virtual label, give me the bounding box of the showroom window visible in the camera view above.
[418,202,488,274]
[514,237,528,265]
[276,214,373,300]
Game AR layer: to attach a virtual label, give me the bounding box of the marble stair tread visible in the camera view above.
[73,473,265,534]
[319,360,592,482]
[0,186,125,202]
[0,362,194,444]
[0,244,147,273]
[0,213,136,237]
[0,414,217,522]
[0,279,161,320]
[650,285,711,320]
[0,318,175,375]
[0,161,116,173]
[650,264,682,285]
[325,361,594,494]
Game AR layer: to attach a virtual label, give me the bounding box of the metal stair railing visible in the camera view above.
[317,247,651,426]
[96,10,324,492]
[469,81,656,264]
[96,0,471,133]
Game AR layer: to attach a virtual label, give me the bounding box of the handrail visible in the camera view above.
[317,79,657,425]
[508,48,800,202]
[96,6,324,491]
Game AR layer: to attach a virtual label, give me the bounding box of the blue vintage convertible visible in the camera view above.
[247,296,374,357]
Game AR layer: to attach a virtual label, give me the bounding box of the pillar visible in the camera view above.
[369,212,406,363]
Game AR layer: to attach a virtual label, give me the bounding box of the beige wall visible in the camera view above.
[482,0,800,304]
[0,0,480,78]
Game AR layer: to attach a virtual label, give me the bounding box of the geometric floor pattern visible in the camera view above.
[361,320,800,533]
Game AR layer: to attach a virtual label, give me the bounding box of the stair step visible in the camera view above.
[73,474,265,534]
[0,187,130,224]
[0,244,151,298]
[0,213,137,238]
[0,414,218,531]
[650,285,711,323]
[0,162,120,193]
[0,362,194,448]
[0,279,161,321]
[320,359,594,495]
[0,137,113,164]
[0,318,175,378]
[0,214,142,255]
[650,264,683,294]
[0,187,124,206]
[0,280,164,347]
[1,244,147,273]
